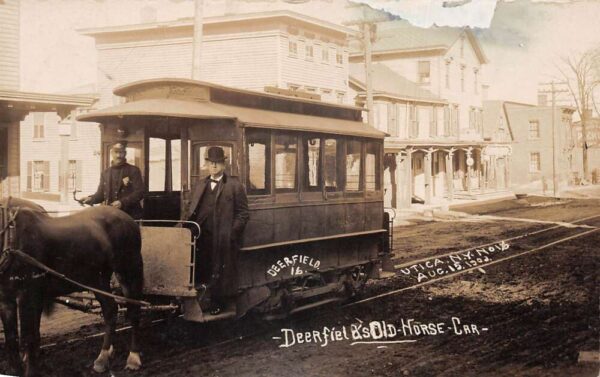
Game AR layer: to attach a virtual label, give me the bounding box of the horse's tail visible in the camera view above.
[117,220,144,300]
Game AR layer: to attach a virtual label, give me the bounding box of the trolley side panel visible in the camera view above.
[140,226,196,297]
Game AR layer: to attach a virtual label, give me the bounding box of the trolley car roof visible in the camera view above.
[78,79,386,139]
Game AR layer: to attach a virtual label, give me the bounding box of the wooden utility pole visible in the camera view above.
[363,23,374,128]
[538,81,569,196]
[192,0,204,80]
[343,3,388,128]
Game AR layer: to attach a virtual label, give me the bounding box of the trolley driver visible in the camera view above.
[83,142,144,220]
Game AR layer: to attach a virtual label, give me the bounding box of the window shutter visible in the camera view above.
[27,161,32,191]
[444,107,450,136]
[430,107,437,137]
[469,109,474,129]
[414,106,420,137]
[387,103,398,137]
[454,107,460,136]
[58,161,63,192]
[76,161,83,190]
[43,161,50,192]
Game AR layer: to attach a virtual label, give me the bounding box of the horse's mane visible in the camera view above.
[0,197,47,214]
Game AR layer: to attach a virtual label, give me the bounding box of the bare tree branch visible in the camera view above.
[554,46,600,180]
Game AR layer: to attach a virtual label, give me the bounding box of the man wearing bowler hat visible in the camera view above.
[83,142,144,219]
[185,146,249,315]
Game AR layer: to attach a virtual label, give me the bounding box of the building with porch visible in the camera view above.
[349,21,511,209]
[0,0,95,200]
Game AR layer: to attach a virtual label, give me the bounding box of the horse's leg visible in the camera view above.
[93,275,117,373]
[119,274,143,371]
[0,296,22,375]
[20,291,43,377]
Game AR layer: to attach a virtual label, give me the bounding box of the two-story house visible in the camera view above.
[349,21,510,209]
[79,10,356,108]
[19,105,105,203]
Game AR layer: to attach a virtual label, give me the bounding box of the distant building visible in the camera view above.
[70,10,357,194]
[485,101,575,193]
[572,112,600,183]
[18,107,103,203]
[349,21,510,209]
[79,10,356,108]
[350,21,489,138]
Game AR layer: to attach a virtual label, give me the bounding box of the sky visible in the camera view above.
[17,0,600,104]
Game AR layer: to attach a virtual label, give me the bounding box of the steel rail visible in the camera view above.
[347,225,600,307]
[393,213,600,270]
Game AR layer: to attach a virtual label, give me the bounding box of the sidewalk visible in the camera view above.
[389,190,516,226]
[558,184,600,199]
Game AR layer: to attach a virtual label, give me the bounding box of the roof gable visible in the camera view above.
[350,63,444,104]
[350,20,487,64]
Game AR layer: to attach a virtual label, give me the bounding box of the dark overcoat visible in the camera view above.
[184,173,249,297]
[89,163,144,219]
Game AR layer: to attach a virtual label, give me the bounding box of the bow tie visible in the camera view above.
[210,179,220,184]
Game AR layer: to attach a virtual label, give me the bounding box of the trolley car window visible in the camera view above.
[148,138,167,192]
[171,139,182,191]
[275,134,298,192]
[246,129,271,195]
[193,144,232,182]
[324,138,341,192]
[303,137,321,191]
[345,140,362,192]
[366,141,381,191]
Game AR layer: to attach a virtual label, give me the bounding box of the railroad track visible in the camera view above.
[347,213,600,307]
[25,213,600,360]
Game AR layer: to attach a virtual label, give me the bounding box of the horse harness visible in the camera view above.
[0,202,18,276]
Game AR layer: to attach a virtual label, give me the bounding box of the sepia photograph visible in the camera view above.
[0,0,599,376]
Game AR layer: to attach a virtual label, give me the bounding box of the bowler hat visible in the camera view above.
[205,146,227,162]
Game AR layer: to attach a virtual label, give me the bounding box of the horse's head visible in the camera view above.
[0,197,47,275]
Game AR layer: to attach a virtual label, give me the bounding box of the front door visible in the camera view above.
[0,127,7,199]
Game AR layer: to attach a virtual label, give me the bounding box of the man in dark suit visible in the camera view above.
[185,146,249,315]
[83,142,144,219]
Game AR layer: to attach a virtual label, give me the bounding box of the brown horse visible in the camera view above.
[0,198,144,377]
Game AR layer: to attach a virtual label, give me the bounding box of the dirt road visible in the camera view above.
[1,196,598,376]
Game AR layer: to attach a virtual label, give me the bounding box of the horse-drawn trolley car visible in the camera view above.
[77,78,392,322]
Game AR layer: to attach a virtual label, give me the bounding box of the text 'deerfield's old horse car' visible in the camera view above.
[77,78,392,322]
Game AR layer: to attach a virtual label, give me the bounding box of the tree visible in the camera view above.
[557,48,600,180]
